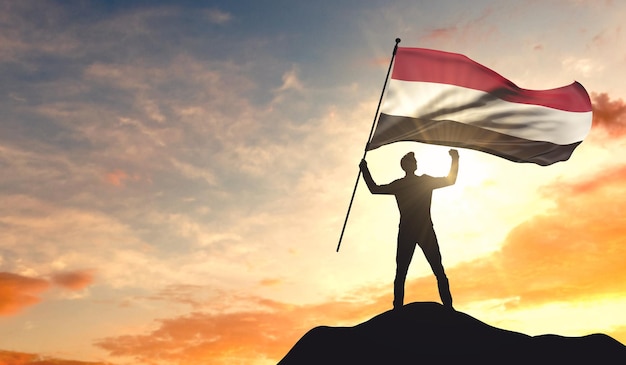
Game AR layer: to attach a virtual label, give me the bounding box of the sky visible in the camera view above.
[1,0,625,364]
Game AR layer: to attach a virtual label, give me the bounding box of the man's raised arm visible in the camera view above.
[359,159,393,195]
[446,149,460,185]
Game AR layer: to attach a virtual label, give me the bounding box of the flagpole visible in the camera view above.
[336,38,401,252]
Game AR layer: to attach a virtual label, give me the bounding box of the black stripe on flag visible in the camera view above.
[367,114,582,166]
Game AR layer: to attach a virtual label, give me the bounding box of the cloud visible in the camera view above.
[590,93,626,137]
[168,158,217,187]
[419,7,496,48]
[271,65,305,106]
[140,284,242,312]
[423,26,459,42]
[542,163,626,197]
[204,9,232,25]
[259,278,282,287]
[0,349,111,365]
[95,296,390,365]
[0,2,81,62]
[104,170,128,187]
[590,25,622,49]
[562,57,604,78]
[275,66,304,93]
[0,269,95,316]
[51,269,95,291]
[0,272,49,316]
[0,195,161,290]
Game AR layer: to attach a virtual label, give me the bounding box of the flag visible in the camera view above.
[367,47,593,166]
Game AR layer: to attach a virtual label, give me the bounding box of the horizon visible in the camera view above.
[1,1,626,364]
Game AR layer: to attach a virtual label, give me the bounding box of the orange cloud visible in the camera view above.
[51,269,95,291]
[105,169,128,186]
[145,284,208,309]
[369,56,391,67]
[95,296,392,365]
[104,169,140,187]
[259,278,282,287]
[542,164,626,197]
[423,26,459,42]
[0,349,111,365]
[0,272,49,316]
[0,270,94,316]
[591,93,626,137]
[419,8,494,46]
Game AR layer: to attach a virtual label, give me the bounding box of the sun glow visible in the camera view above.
[412,144,493,191]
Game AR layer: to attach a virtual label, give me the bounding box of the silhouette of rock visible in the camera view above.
[278,302,626,364]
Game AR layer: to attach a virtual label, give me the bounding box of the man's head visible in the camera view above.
[400,152,417,173]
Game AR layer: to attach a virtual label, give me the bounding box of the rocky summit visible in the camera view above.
[278,302,626,364]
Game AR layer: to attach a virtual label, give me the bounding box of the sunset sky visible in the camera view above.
[1,1,626,364]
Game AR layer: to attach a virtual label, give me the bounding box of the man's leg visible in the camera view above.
[394,233,417,310]
[419,229,453,308]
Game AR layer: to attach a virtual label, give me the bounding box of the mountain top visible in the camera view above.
[278,302,626,364]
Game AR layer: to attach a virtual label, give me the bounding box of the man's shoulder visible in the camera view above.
[382,177,408,190]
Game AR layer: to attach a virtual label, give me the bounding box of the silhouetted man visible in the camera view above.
[359,149,459,310]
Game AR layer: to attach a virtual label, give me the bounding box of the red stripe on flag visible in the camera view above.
[392,48,592,113]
